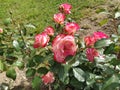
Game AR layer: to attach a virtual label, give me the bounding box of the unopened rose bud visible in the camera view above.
[0,28,3,33]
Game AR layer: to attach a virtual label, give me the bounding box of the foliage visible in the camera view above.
[0,1,120,90]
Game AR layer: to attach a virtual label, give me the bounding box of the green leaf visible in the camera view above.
[13,40,20,51]
[26,68,36,77]
[0,83,9,90]
[6,68,16,80]
[33,55,44,64]
[51,63,70,84]
[70,77,85,89]
[73,68,85,82]
[104,44,115,54]
[0,60,4,71]
[86,73,96,86]
[25,24,36,29]
[102,75,119,90]
[111,34,119,42]
[58,65,70,84]
[95,8,106,13]
[118,25,120,35]
[13,61,24,69]
[37,67,48,74]
[115,12,120,18]
[109,58,120,66]
[94,39,113,48]
[32,76,41,90]
[3,18,12,26]
[27,59,36,67]
[114,45,120,52]
[99,19,108,26]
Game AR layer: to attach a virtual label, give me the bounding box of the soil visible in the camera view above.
[0,0,120,90]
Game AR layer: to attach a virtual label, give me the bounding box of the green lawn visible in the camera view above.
[0,0,105,32]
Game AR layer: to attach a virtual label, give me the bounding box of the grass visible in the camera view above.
[0,0,105,32]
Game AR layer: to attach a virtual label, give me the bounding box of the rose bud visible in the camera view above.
[59,3,72,14]
[53,13,66,24]
[42,72,55,85]
[64,22,80,35]
[33,33,50,48]
[44,26,54,36]
[86,48,99,62]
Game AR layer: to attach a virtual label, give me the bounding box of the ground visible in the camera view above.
[0,0,120,90]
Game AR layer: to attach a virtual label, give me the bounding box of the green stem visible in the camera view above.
[49,84,52,90]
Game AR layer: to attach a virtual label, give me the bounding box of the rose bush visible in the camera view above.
[0,3,120,90]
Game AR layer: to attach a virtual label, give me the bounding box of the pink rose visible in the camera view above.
[33,33,50,48]
[0,28,3,33]
[84,32,108,47]
[53,13,66,24]
[42,72,55,85]
[52,34,77,63]
[64,22,80,35]
[84,36,96,47]
[44,26,54,36]
[59,3,72,14]
[86,48,99,62]
[93,31,109,40]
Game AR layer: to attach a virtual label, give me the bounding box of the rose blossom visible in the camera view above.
[64,22,80,35]
[86,48,99,62]
[84,31,108,47]
[93,31,109,40]
[53,13,66,24]
[52,34,77,63]
[44,26,54,36]
[33,33,50,48]
[0,28,3,33]
[59,3,72,14]
[42,71,55,85]
[84,36,96,47]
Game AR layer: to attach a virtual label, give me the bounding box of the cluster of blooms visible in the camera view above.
[33,3,109,85]
[33,3,79,85]
[33,3,79,64]
[84,31,109,62]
